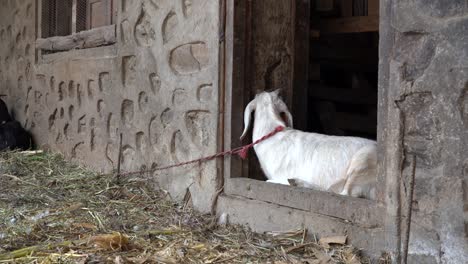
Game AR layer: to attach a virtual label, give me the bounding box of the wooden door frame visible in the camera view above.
[223,0,310,181]
[221,0,389,256]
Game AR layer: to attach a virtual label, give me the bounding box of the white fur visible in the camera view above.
[240,90,377,199]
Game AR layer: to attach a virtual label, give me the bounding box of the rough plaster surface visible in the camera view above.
[0,0,220,213]
[384,1,468,263]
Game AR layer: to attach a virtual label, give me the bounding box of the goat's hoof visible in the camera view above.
[287,179,298,186]
[339,190,349,196]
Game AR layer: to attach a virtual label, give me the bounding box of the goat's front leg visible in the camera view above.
[287,178,325,191]
[266,179,290,185]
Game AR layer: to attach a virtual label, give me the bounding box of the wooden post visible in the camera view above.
[72,0,77,33]
[292,0,310,131]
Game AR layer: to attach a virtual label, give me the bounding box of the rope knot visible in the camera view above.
[238,147,249,159]
[275,126,285,133]
[236,126,284,160]
[118,126,285,176]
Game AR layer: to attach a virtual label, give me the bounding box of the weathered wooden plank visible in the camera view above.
[224,0,247,179]
[320,16,379,34]
[36,24,116,51]
[225,177,384,227]
[217,195,386,259]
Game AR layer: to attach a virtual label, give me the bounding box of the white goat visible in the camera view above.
[240,90,377,199]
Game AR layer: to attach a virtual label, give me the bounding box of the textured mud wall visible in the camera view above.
[380,0,468,263]
[0,0,220,213]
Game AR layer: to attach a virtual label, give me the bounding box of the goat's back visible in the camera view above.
[254,129,376,190]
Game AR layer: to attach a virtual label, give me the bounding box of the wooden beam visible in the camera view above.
[225,177,385,228]
[36,24,116,51]
[320,16,379,34]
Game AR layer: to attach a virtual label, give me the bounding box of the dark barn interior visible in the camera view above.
[308,0,379,140]
[241,0,380,182]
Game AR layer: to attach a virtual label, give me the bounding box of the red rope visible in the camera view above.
[118,126,285,177]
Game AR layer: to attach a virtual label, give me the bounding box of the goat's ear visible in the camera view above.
[272,89,281,97]
[240,99,256,140]
[277,100,293,128]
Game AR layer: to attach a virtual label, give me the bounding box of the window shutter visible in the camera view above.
[86,0,112,30]
[55,0,73,36]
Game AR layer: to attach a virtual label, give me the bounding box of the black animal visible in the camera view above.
[0,97,11,124]
[0,98,32,151]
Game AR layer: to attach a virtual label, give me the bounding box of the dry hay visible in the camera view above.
[0,150,390,263]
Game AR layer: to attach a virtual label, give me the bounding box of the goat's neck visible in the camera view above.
[252,110,284,142]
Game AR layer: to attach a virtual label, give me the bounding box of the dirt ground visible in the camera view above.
[0,151,386,264]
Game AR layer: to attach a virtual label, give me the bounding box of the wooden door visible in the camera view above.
[227,0,310,180]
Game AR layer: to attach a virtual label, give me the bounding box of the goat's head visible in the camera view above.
[240,89,293,140]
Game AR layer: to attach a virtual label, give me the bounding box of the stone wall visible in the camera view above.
[380,0,468,263]
[0,0,221,213]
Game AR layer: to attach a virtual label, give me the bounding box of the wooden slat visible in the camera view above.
[225,177,385,227]
[218,194,386,258]
[320,16,379,34]
[368,0,379,16]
